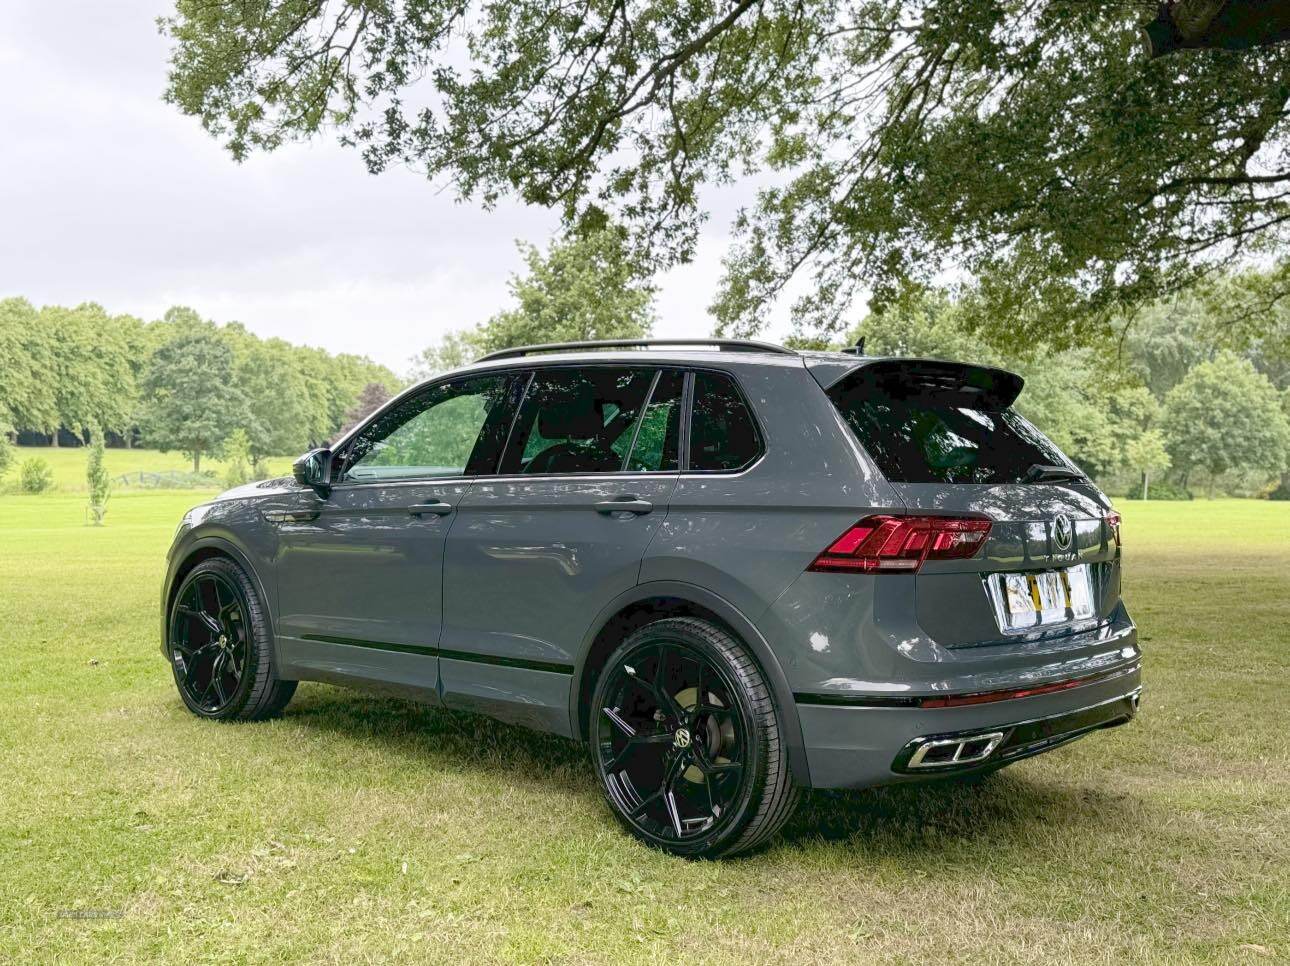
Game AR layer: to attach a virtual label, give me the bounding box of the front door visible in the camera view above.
[270,372,519,695]
[441,366,685,732]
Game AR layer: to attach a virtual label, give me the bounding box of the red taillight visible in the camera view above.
[808,514,992,574]
[1105,511,1122,547]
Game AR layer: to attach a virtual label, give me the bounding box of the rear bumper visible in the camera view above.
[796,662,1141,789]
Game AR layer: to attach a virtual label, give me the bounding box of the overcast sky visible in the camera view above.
[0,1,795,376]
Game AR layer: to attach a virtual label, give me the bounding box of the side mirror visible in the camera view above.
[292,448,333,498]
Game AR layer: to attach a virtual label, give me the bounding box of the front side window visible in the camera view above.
[689,371,762,472]
[500,367,680,475]
[341,375,513,482]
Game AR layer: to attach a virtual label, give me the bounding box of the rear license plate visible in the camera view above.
[986,564,1096,634]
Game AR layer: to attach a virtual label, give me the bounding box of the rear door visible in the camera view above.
[827,360,1122,648]
[440,365,684,733]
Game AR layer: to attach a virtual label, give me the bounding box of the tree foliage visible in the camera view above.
[1160,352,1290,494]
[1,299,399,469]
[164,1,1290,345]
[412,228,655,377]
[137,326,249,473]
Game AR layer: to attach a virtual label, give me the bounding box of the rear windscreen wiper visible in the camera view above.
[1022,463,1088,485]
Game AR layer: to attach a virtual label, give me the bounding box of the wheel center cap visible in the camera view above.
[673,727,692,750]
[218,635,228,649]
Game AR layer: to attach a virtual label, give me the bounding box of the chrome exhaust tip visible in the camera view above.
[906,731,1005,769]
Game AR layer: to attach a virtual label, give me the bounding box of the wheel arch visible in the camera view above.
[162,536,275,660]
[570,580,811,786]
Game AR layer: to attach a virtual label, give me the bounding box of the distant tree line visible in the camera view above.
[0,299,400,472]
[832,269,1290,500]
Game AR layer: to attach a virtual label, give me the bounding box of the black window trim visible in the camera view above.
[329,360,766,486]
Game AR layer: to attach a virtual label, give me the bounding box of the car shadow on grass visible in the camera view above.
[281,685,1139,860]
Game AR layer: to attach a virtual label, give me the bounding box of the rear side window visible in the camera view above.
[500,367,681,475]
[829,368,1076,484]
[689,371,762,472]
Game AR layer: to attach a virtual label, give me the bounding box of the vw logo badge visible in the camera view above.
[673,728,692,749]
[1054,513,1074,551]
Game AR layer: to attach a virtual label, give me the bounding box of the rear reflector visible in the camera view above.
[808,514,992,574]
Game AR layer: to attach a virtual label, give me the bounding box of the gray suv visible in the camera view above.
[161,339,1140,857]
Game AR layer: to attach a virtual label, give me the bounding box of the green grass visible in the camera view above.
[2,446,295,493]
[0,494,1286,963]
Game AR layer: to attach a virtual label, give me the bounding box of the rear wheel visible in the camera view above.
[168,557,296,721]
[589,617,799,858]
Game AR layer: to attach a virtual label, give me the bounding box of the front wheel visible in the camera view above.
[168,557,296,721]
[589,617,799,858]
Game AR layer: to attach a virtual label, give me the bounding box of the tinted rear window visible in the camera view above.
[690,371,762,471]
[829,370,1076,484]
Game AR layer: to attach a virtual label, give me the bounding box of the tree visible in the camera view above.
[86,432,111,525]
[415,228,656,370]
[164,2,1290,348]
[40,304,135,445]
[409,329,485,382]
[0,297,59,439]
[1160,352,1290,496]
[340,383,393,438]
[1126,431,1172,501]
[137,326,247,472]
[229,334,316,466]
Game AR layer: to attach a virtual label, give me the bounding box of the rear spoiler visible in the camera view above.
[804,356,1025,409]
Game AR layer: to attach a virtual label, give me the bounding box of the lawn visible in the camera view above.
[0,493,1286,963]
[3,446,296,493]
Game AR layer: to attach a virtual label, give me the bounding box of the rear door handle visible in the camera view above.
[408,502,454,517]
[594,497,653,516]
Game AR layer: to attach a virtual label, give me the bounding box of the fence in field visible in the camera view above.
[112,470,220,489]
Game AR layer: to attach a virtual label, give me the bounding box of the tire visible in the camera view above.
[167,557,296,721]
[589,617,799,858]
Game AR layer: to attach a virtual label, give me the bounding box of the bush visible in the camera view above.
[18,457,54,494]
[1121,477,1192,501]
[222,428,254,489]
[0,432,12,480]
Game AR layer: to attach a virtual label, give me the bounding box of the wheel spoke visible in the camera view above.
[652,646,685,721]
[607,732,672,771]
[177,605,222,638]
[665,790,684,837]
[602,706,636,738]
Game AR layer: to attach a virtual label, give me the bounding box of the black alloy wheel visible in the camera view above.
[590,618,798,858]
[168,557,296,721]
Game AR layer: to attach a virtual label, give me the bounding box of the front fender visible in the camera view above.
[160,527,277,664]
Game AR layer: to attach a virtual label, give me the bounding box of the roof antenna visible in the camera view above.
[842,336,866,356]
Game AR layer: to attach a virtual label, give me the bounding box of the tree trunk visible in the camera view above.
[1142,470,1149,501]
[193,453,201,474]
[1144,0,1290,57]
[50,429,59,448]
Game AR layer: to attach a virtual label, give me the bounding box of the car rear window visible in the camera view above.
[828,366,1076,484]
[689,371,762,472]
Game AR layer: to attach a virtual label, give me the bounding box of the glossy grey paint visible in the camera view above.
[162,347,1139,790]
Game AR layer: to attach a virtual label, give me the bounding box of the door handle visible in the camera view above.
[408,502,454,517]
[594,497,653,516]
[262,509,320,524]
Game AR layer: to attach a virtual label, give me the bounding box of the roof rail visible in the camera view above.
[476,338,798,362]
